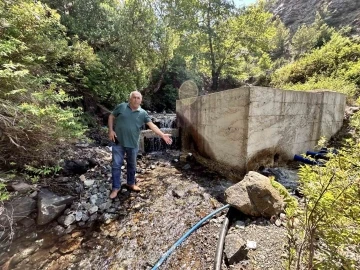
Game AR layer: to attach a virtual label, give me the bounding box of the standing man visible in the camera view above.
[108,91,172,199]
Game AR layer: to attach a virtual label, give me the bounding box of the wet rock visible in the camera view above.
[0,196,36,227]
[37,189,74,225]
[224,233,247,265]
[225,171,284,218]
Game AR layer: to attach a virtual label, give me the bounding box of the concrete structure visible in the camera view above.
[176,86,346,174]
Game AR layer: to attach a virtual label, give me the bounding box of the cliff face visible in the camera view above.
[269,0,360,34]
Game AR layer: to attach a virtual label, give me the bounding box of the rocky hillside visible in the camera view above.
[269,0,360,35]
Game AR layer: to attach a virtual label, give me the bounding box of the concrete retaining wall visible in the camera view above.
[176,86,346,174]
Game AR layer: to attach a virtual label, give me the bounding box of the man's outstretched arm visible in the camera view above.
[146,122,172,145]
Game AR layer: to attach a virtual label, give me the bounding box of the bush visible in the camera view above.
[0,89,85,170]
[272,33,360,98]
[284,112,360,269]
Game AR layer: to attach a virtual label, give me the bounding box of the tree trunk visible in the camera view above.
[211,70,219,91]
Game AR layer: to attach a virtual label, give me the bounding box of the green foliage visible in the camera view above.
[161,0,277,90]
[290,13,335,59]
[144,55,203,112]
[0,183,9,202]
[280,75,357,96]
[270,16,290,60]
[272,32,360,98]
[284,115,360,269]
[270,177,298,216]
[24,164,61,183]
[0,0,88,170]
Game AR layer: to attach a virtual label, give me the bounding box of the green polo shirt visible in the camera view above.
[112,102,151,148]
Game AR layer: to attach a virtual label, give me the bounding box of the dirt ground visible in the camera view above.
[1,150,288,270]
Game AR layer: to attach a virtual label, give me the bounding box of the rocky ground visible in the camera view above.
[0,145,289,270]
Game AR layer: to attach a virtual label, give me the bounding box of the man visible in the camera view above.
[108,91,172,199]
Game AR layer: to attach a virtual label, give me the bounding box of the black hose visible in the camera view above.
[213,208,231,270]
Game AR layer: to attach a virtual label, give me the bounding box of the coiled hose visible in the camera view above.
[151,204,230,270]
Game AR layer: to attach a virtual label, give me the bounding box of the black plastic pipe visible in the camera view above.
[213,209,230,270]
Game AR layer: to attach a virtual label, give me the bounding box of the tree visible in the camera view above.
[290,12,335,59]
[161,0,276,90]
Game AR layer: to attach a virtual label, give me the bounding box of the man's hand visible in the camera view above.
[162,134,173,145]
[109,130,117,142]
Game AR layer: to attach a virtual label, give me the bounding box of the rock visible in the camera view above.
[11,246,38,265]
[269,0,360,35]
[225,171,284,218]
[56,177,71,183]
[224,233,247,265]
[88,205,98,215]
[0,196,36,227]
[61,159,96,176]
[19,218,35,228]
[90,194,98,205]
[64,224,76,234]
[84,180,95,187]
[172,188,186,198]
[53,225,65,236]
[37,189,74,225]
[275,219,282,227]
[29,191,38,198]
[246,240,257,250]
[234,220,245,229]
[64,214,76,227]
[6,182,33,193]
[182,164,191,170]
[75,211,83,221]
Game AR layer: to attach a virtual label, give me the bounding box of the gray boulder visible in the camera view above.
[37,189,74,225]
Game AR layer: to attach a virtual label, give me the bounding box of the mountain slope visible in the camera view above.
[269,0,360,34]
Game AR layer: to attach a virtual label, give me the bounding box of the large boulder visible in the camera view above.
[37,189,75,225]
[0,197,36,227]
[225,171,284,217]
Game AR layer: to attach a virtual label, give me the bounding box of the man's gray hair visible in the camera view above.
[129,91,142,99]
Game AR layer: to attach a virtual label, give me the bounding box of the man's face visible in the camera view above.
[129,92,142,108]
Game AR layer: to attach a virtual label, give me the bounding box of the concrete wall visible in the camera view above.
[176,86,346,174]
